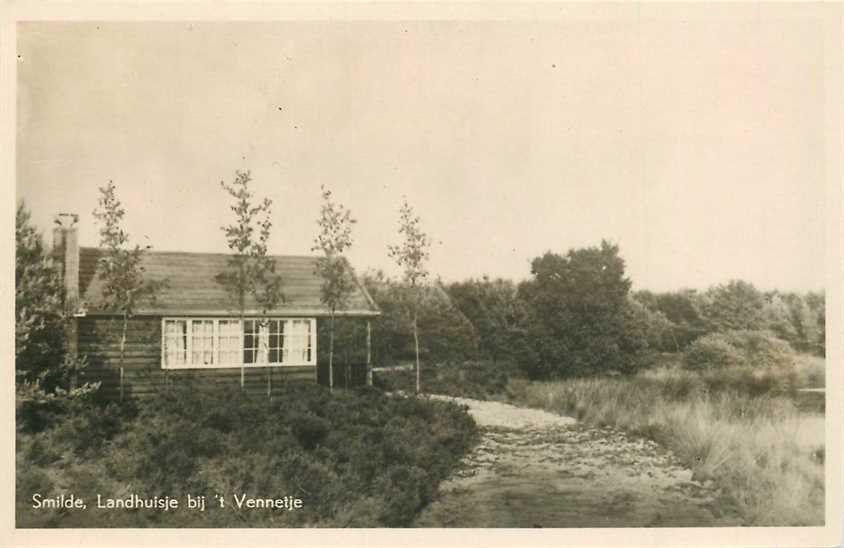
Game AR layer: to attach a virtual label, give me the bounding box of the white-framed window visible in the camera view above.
[161,317,317,369]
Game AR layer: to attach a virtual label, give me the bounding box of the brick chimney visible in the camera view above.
[52,213,80,314]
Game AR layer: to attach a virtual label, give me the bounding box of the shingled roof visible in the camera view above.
[78,247,379,317]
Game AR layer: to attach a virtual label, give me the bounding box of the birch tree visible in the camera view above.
[93,181,166,400]
[388,198,431,394]
[216,170,284,391]
[312,185,356,393]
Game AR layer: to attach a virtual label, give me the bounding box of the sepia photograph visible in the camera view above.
[4,3,843,547]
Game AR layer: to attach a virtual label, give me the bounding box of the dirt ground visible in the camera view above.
[415,396,743,527]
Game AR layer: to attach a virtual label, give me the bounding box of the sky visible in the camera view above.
[16,20,827,292]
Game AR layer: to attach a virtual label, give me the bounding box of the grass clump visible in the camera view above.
[16,382,477,528]
[507,367,824,526]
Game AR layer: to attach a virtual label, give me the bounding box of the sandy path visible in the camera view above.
[415,396,742,527]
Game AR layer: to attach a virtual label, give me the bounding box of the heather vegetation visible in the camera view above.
[17,383,477,527]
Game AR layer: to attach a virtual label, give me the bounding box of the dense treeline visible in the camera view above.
[633,281,825,356]
[367,240,824,380]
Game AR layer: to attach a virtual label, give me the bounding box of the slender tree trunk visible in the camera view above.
[240,311,245,391]
[329,311,335,393]
[413,312,420,394]
[119,314,128,401]
[366,320,372,386]
[345,349,350,389]
[239,263,246,392]
[670,329,680,353]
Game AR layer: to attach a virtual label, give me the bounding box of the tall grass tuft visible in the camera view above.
[508,365,824,526]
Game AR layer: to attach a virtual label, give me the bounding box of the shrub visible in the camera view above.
[16,382,477,528]
[375,464,430,526]
[726,330,793,369]
[684,333,746,370]
[684,330,793,371]
[290,412,330,450]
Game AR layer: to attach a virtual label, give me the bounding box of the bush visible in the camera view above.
[684,334,745,370]
[684,330,793,371]
[290,412,330,450]
[16,382,477,527]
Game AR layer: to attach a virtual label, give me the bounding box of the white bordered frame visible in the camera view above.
[160,317,317,370]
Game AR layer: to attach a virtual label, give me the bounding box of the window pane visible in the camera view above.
[267,320,284,364]
[242,320,257,364]
[218,320,240,364]
[164,320,187,367]
[288,320,311,363]
[257,322,269,364]
[191,320,214,365]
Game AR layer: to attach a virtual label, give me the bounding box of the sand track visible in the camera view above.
[415,396,742,527]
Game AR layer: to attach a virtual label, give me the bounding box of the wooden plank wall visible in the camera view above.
[77,316,319,399]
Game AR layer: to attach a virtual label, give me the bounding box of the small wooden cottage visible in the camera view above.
[52,217,380,399]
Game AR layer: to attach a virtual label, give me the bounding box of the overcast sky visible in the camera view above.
[16,20,826,292]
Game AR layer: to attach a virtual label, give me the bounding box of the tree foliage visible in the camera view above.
[804,291,825,356]
[761,291,824,356]
[312,185,357,391]
[517,240,640,378]
[632,289,708,350]
[387,199,432,393]
[624,295,674,354]
[699,280,765,333]
[216,170,284,390]
[93,181,166,317]
[15,203,69,393]
[447,277,526,364]
[216,170,283,316]
[93,181,167,398]
[363,271,478,368]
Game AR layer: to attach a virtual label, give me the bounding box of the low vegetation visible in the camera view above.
[16,383,477,528]
[375,360,518,401]
[506,360,824,526]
